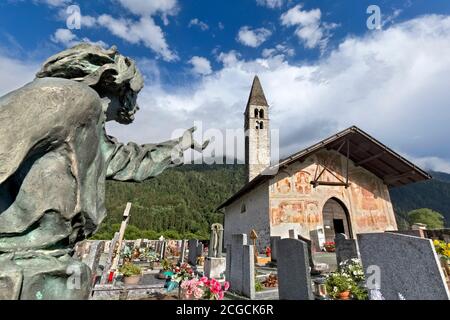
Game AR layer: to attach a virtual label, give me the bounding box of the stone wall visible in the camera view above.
[224,181,271,252]
[269,149,397,240]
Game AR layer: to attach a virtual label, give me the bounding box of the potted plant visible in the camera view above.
[433,239,450,278]
[325,272,353,299]
[325,258,368,300]
[119,262,142,285]
[323,241,336,252]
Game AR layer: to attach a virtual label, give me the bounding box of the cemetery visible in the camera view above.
[71,201,450,301]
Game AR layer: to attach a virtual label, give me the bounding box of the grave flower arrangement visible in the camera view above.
[323,241,336,252]
[199,277,230,300]
[180,278,205,300]
[325,259,368,300]
[118,262,142,285]
[339,258,365,283]
[433,239,450,260]
[176,275,229,300]
[172,263,195,283]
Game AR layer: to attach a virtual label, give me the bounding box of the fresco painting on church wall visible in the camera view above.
[269,150,397,238]
[270,200,321,227]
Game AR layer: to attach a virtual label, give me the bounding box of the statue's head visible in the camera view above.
[36,43,144,124]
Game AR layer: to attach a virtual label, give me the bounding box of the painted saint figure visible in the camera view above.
[0,44,208,299]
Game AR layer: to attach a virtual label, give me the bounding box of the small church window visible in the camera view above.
[259,109,264,118]
[254,108,259,118]
[259,121,264,129]
[241,203,246,213]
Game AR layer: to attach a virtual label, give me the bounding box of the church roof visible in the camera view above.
[217,126,431,210]
[246,76,268,108]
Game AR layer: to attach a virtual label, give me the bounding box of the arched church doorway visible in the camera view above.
[322,198,352,242]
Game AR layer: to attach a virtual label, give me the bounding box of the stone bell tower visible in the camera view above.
[245,76,270,182]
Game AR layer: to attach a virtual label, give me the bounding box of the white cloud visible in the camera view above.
[51,28,77,46]
[188,18,209,31]
[51,28,107,48]
[237,26,272,47]
[256,0,283,9]
[406,155,450,174]
[280,4,335,50]
[189,56,212,75]
[103,15,450,172]
[97,15,178,61]
[262,44,294,58]
[0,54,38,97]
[117,0,178,17]
[52,29,103,47]
[217,50,241,67]
[34,0,71,7]
[51,1,178,59]
[81,15,97,28]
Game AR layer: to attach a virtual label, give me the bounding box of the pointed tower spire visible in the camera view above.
[246,75,268,108]
[244,75,271,182]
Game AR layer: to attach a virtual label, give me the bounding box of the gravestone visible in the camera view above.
[277,238,314,300]
[288,229,298,239]
[197,242,204,257]
[134,239,142,248]
[179,239,187,264]
[160,241,167,260]
[335,233,359,266]
[188,239,202,266]
[242,244,255,299]
[226,234,255,299]
[358,233,450,300]
[296,232,316,273]
[270,236,281,261]
[81,241,105,274]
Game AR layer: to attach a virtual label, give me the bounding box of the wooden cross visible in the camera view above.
[250,229,258,248]
[110,202,132,272]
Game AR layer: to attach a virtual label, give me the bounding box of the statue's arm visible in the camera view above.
[104,127,208,182]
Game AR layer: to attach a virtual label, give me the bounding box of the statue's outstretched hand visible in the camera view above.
[179,126,211,152]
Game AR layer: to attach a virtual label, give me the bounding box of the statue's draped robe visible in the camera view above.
[0,78,183,299]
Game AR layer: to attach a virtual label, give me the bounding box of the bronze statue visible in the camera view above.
[0,44,208,299]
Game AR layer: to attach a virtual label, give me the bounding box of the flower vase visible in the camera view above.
[338,290,351,300]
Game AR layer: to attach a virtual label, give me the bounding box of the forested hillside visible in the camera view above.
[92,165,450,240]
[390,171,450,227]
[92,164,246,240]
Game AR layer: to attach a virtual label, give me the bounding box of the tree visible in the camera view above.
[407,208,445,229]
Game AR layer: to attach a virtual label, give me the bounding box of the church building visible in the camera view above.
[218,76,431,252]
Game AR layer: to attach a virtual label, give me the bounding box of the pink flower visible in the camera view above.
[218,291,224,300]
[200,276,208,283]
[223,281,230,291]
[193,287,204,299]
[210,284,220,295]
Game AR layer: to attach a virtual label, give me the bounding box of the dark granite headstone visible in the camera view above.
[277,238,314,300]
[358,233,450,300]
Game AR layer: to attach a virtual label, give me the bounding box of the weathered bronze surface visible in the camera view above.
[0,44,207,299]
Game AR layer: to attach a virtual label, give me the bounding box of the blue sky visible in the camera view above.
[1,0,450,172]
